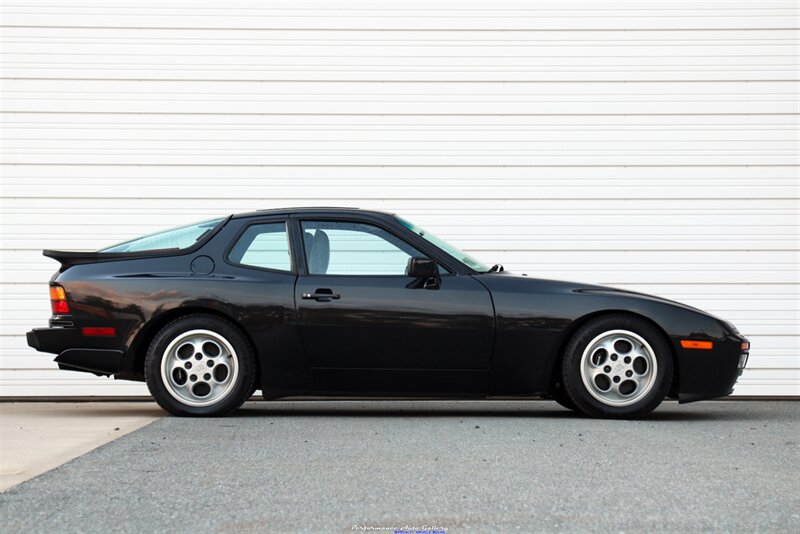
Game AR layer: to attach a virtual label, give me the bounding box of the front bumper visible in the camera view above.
[27,328,123,376]
[677,333,749,403]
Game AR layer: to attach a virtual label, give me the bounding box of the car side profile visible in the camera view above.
[27,207,749,418]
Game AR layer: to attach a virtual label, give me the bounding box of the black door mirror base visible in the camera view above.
[406,257,440,289]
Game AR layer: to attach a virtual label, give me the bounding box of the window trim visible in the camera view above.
[294,215,456,278]
[223,218,296,275]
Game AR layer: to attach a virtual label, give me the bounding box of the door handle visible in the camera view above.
[302,290,341,301]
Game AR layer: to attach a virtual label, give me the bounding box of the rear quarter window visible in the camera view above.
[227,222,292,272]
[100,218,224,253]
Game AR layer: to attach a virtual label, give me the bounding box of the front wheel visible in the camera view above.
[145,314,256,417]
[561,315,672,419]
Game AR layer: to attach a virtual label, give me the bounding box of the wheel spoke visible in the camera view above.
[628,373,643,388]
[207,380,224,398]
[171,376,190,389]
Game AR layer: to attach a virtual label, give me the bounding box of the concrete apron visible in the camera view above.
[0,402,162,491]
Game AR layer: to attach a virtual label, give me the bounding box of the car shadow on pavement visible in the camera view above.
[42,400,785,422]
[226,400,777,422]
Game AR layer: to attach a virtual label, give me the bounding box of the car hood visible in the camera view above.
[487,271,736,331]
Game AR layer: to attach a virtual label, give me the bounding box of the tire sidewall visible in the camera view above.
[562,315,672,418]
[145,315,255,417]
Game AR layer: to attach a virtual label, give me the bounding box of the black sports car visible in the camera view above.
[27,207,749,418]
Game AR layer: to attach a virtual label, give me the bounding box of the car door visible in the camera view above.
[293,217,495,374]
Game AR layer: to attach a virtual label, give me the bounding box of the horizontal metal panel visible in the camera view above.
[2,178,798,199]
[3,24,798,38]
[6,79,797,94]
[5,99,797,115]
[5,67,797,82]
[2,197,796,211]
[5,139,799,152]
[2,184,796,201]
[5,44,800,62]
[4,128,798,145]
[3,3,798,31]
[5,154,798,166]
[4,54,796,69]
[5,161,797,178]
[4,211,797,233]
[5,112,798,127]
[3,175,797,192]
[9,134,799,149]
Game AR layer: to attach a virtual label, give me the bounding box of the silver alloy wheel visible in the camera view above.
[160,329,239,407]
[580,329,657,407]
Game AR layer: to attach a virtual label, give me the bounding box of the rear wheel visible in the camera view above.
[561,315,672,419]
[145,314,255,417]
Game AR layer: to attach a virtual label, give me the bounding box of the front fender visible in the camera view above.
[477,274,741,398]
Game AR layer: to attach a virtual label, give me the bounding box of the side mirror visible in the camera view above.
[406,256,438,279]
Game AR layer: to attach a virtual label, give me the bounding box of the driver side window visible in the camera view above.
[300,220,422,275]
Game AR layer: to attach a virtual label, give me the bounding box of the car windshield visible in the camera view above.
[397,216,490,272]
[100,218,224,253]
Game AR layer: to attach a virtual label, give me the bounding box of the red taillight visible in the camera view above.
[52,300,70,314]
[49,285,70,314]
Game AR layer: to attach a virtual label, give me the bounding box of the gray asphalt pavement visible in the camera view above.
[1,400,798,533]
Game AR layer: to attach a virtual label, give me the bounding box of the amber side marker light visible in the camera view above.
[49,285,69,314]
[82,327,116,337]
[681,340,714,350]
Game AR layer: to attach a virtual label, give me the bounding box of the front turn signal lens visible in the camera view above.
[681,340,713,350]
[49,285,70,314]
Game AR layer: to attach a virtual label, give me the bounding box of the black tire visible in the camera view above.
[561,314,672,419]
[144,314,256,417]
[552,382,578,412]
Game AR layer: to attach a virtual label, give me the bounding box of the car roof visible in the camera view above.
[231,206,395,219]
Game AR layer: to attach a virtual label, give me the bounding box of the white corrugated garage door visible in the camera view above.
[1,1,798,397]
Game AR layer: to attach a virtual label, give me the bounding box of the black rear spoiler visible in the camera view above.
[43,248,180,268]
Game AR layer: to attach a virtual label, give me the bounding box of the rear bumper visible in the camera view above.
[27,328,124,376]
[677,333,749,403]
[27,327,80,354]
